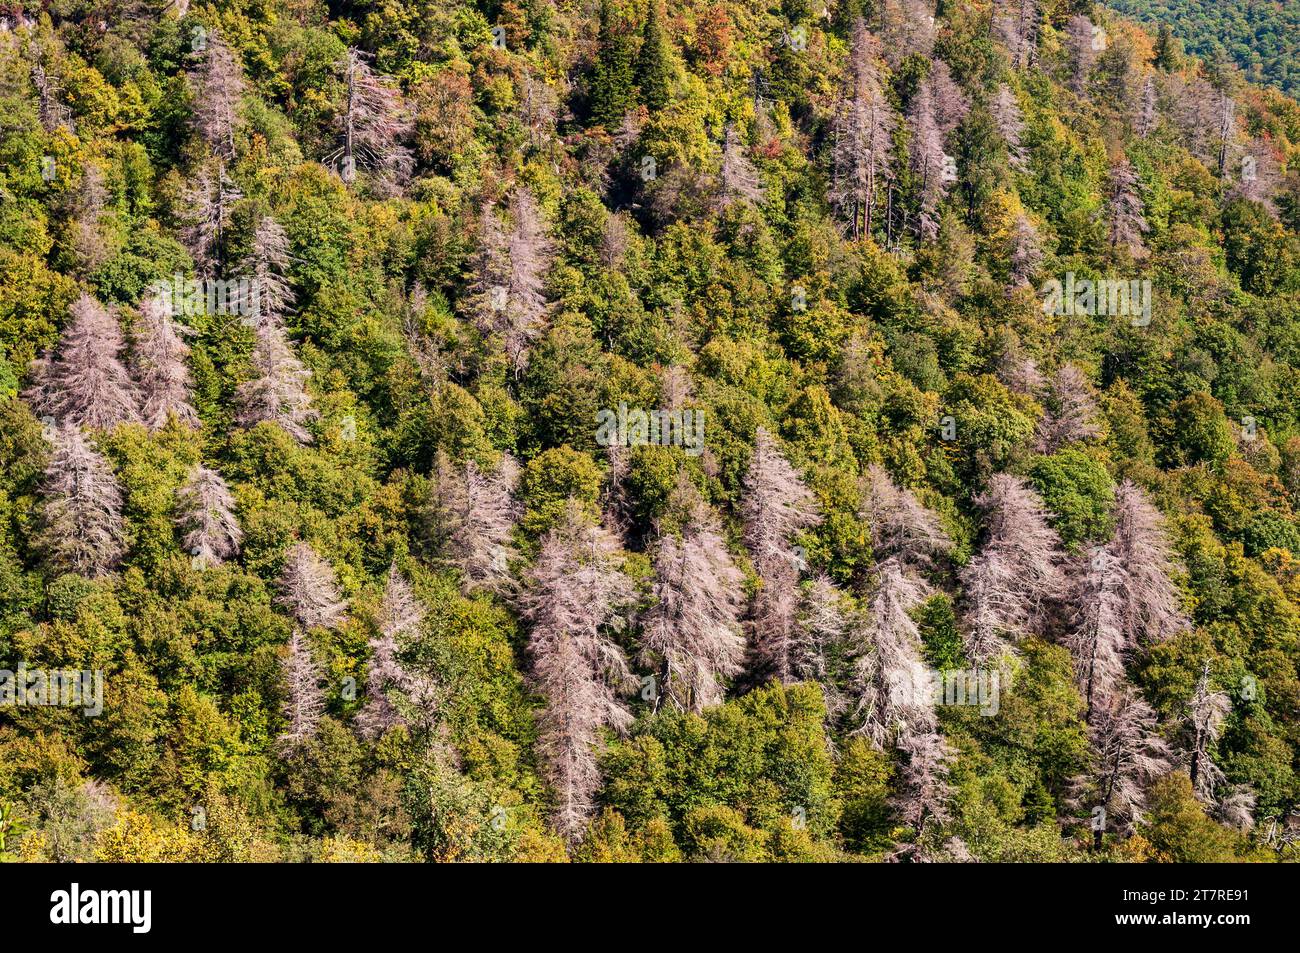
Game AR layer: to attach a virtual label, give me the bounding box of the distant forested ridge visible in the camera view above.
[1107,0,1300,95]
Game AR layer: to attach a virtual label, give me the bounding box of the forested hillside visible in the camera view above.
[1106,0,1300,97]
[0,0,1298,863]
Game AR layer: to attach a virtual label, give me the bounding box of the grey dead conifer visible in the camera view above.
[1068,687,1171,845]
[520,504,636,845]
[71,162,109,273]
[829,20,896,240]
[1231,139,1282,212]
[718,123,764,209]
[878,0,936,65]
[279,627,325,750]
[1008,213,1042,288]
[356,564,436,739]
[741,427,821,682]
[850,559,955,831]
[1064,546,1128,722]
[37,425,127,578]
[276,542,347,630]
[850,559,935,749]
[907,74,951,241]
[182,163,242,276]
[794,574,852,718]
[1034,363,1101,453]
[133,294,199,429]
[190,29,244,161]
[925,61,970,138]
[235,321,317,443]
[29,38,74,133]
[330,48,414,195]
[1107,156,1149,254]
[640,487,746,713]
[959,474,1067,664]
[469,189,554,375]
[432,453,520,594]
[860,464,952,572]
[25,294,141,431]
[238,214,294,328]
[990,84,1027,172]
[1110,480,1188,646]
[176,464,242,567]
[1137,75,1158,138]
[992,0,1039,69]
[1065,15,1098,95]
[1183,660,1230,804]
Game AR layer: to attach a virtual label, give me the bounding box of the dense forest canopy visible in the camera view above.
[0,0,1298,863]
[1106,0,1300,97]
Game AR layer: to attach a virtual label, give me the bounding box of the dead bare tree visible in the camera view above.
[1183,660,1230,804]
[430,453,520,594]
[1068,687,1171,847]
[519,504,636,845]
[640,492,746,713]
[991,84,1028,172]
[327,48,414,195]
[190,29,245,161]
[718,123,764,209]
[356,564,437,739]
[279,627,325,750]
[24,294,141,431]
[860,464,952,571]
[959,475,1067,664]
[1110,480,1188,646]
[37,425,127,578]
[1064,546,1128,722]
[1107,155,1149,255]
[182,163,243,277]
[276,542,348,630]
[176,464,242,567]
[1034,363,1101,453]
[132,294,199,429]
[235,322,317,443]
[238,214,294,328]
[468,189,554,375]
[829,19,896,240]
[851,558,955,833]
[742,428,821,682]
